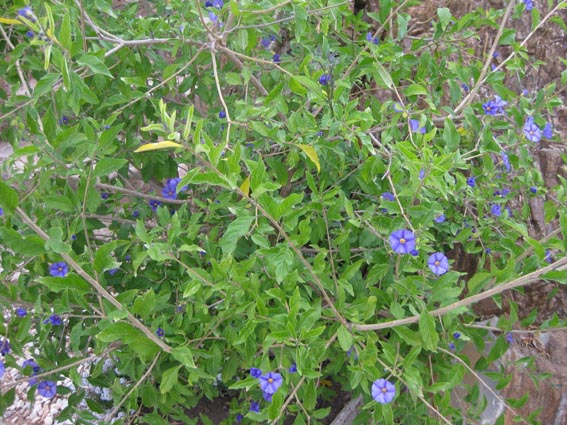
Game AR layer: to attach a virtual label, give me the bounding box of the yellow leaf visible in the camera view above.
[297,144,320,173]
[240,175,250,197]
[134,141,183,153]
[0,18,23,25]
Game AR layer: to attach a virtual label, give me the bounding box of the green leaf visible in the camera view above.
[0,229,46,256]
[0,182,18,212]
[404,83,427,97]
[171,346,197,369]
[97,322,140,343]
[45,227,71,254]
[43,195,75,212]
[419,310,439,351]
[374,61,394,89]
[59,12,72,51]
[160,365,181,394]
[94,158,127,178]
[77,54,113,78]
[94,242,117,273]
[437,8,451,31]
[36,275,91,295]
[297,144,320,173]
[393,326,422,347]
[337,325,353,351]
[220,216,255,255]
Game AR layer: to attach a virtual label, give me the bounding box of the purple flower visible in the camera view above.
[49,262,68,277]
[524,117,541,142]
[545,250,553,263]
[107,268,118,276]
[428,252,449,275]
[22,358,42,384]
[543,122,552,139]
[219,110,226,119]
[346,346,359,360]
[260,37,272,49]
[490,204,501,217]
[466,176,476,187]
[410,119,425,134]
[262,391,273,402]
[371,379,396,404]
[434,214,445,223]
[37,381,57,398]
[288,363,297,373]
[319,74,331,85]
[530,187,537,194]
[250,368,262,378]
[419,169,425,180]
[453,332,461,339]
[125,254,131,262]
[259,372,283,395]
[26,30,34,38]
[17,6,35,21]
[48,314,62,325]
[100,192,110,200]
[501,151,511,172]
[448,342,456,351]
[71,234,77,240]
[0,207,3,216]
[208,11,218,22]
[272,53,281,63]
[524,0,533,11]
[461,83,469,93]
[236,414,243,422]
[156,327,164,337]
[162,182,178,200]
[0,338,10,355]
[59,116,69,125]
[482,96,507,115]
[410,249,419,256]
[149,199,162,212]
[0,361,4,379]
[15,307,27,317]
[485,248,491,254]
[133,210,139,218]
[382,192,395,202]
[250,401,260,412]
[389,229,416,254]
[366,32,378,44]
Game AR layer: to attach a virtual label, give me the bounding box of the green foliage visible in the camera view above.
[1,0,566,423]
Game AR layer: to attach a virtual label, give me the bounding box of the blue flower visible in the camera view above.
[501,151,511,172]
[133,210,139,218]
[410,249,419,256]
[434,214,445,223]
[162,181,179,200]
[467,177,476,187]
[0,361,4,379]
[208,11,218,22]
[461,83,469,93]
[418,169,425,180]
[490,204,501,217]
[288,363,297,373]
[524,117,541,142]
[260,37,272,49]
[545,250,554,263]
[149,199,162,212]
[48,314,62,325]
[428,252,449,275]
[15,307,27,317]
[448,342,456,351]
[0,338,10,355]
[236,413,243,422]
[319,74,331,85]
[272,53,281,63]
[530,187,537,194]
[506,332,513,343]
[365,32,379,44]
[22,359,42,385]
[0,207,3,216]
[371,379,396,404]
[37,381,57,398]
[543,122,552,139]
[250,401,260,412]
[485,248,491,254]
[259,372,283,395]
[262,391,273,402]
[410,119,426,134]
[219,110,226,119]
[381,192,395,202]
[524,0,533,11]
[482,96,507,115]
[389,229,416,254]
[49,262,68,278]
[100,192,109,200]
[156,327,165,337]
[453,332,461,339]
[250,368,262,378]
[26,30,34,38]
[17,6,35,21]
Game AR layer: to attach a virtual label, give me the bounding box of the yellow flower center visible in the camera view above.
[268,378,273,383]
[400,238,406,244]
[435,261,440,266]
[381,387,387,393]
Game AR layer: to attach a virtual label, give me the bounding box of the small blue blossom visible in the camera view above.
[0,207,3,216]
[208,11,218,22]
[543,122,553,139]
[100,192,110,200]
[272,53,281,63]
[410,249,419,257]
[530,187,537,194]
[485,248,492,254]
[506,332,513,343]
[365,32,379,44]
[0,361,4,379]
[48,314,62,325]
[501,151,511,172]
[453,332,461,339]
[288,363,297,373]
[545,250,554,263]
[524,0,533,11]
[125,254,131,262]
[15,307,27,317]
[382,192,395,202]
[259,372,283,395]
[262,391,273,402]
[410,119,426,134]
[319,74,331,85]
[467,177,476,187]
[236,413,243,422]
[418,169,425,180]
[149,199,162,212]
[448,342,456,351]
[219,110,226,119]
[58,116,69,125]
[490,204,501,217]
[389,229,416,255]
[22,359,41,385]
[0,338,10,355]
[71,234,77,241]
[133,210,139,218]
[250,368,262,378]
[260,37,272,49]
[37,381,57,398]
[346,346,359,360]
[482,96,507,115]
[428,252,449,275]
[250,401,260,412]
[371,379,396,404]
[156,327,165,337]
[107,268,118,276]
[524,117,541,142]
[461,83,469,93]
[26,30,34,38]
[49,262,68,278]
[17,6,35,21]
[434,214,445,223]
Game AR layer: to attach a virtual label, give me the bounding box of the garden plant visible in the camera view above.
[1,0,567,423]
